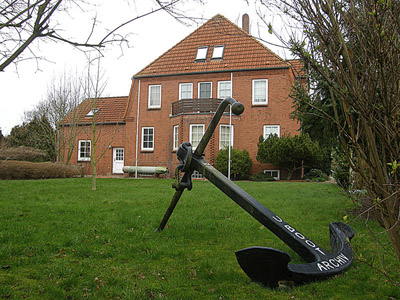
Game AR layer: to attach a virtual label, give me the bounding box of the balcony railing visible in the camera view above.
[171,98,229,116]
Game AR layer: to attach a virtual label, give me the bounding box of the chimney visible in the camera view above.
[242,14,250,34]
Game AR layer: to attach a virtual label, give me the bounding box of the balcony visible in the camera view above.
[171,98,229,116]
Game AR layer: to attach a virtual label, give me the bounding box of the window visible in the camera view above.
[148,85,161,108]
[190,124,204,150]
[78,140,91,161]
[86,108,99,117]
[173,125,179,150]
[192,170,203,179]
[219,124,234,149]
[218,81,232,99]
[179,83,193,100]
[252,79,268,105]
[198,82,212,98]
[196,46,208,61]
[212,45,225,59]
[142,127,154,151]
[264,170,280,180]
[263,125,280,139]
[114,148,124,161]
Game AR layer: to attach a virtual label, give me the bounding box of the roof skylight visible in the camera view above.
[212,45,225,59]
[195,46,208,61]
[86,108,100,117]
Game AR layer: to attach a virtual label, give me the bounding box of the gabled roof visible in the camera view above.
[286,59,306,78]
[134,14,290,78]
[61,96,128,125]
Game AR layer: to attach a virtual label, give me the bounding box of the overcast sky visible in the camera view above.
[0,0,290,135]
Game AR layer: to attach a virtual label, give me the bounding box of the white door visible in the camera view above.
[112,148,124,174]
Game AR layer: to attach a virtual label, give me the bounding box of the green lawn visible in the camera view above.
[0,178,398,299]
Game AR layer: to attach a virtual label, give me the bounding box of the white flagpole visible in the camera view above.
[228,104,232,180]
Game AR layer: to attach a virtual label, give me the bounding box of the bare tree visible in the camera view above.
[24,70,86,163]
[257,0,400,260]
[83,54,122,191]
[0,0,202,72]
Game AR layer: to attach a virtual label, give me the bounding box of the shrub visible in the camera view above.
[304,169,329,182]
[333,163,350,189]
[257,133,326,180]
[215,148,252,180]
[251,172,276,182]
[331,150,350,188]
[0,161,81,180]
[0,146,47,162]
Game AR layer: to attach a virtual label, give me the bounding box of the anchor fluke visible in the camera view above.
[236,221,355,287]
[235,247,291,288]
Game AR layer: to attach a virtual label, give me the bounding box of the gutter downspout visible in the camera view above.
[228,72,233,180]
[135,80,141,179]
[228,104,232,180]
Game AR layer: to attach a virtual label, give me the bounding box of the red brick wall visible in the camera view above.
[124,67,300,178]
[60,123,126,176]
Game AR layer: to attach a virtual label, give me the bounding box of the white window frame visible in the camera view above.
[219,124,234,150]
[114,148,124,161]
[141,127,154,151]
[78,140,91,161]
[252,79,268,105]
[198,82,212,99]
[212,45,225,59]
[173,125,179,151]
[179,83,193,100]
[217,81,232,99]
[196,46,209,61]
[264,170,280,180]
[148,85,161,109]
[189,124,205,150]
[263,125,280,139]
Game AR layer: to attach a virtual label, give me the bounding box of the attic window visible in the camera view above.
[212,45,225,60]
[86,108,99,117]
[195,46,208,61]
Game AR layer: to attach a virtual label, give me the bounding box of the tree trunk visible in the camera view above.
[92,162,96,191]
[286,167,293,181]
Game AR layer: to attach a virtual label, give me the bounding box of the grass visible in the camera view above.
[0,178,399,299]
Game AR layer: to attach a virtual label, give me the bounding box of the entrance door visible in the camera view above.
[112,148,124,174]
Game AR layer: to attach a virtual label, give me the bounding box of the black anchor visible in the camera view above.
[156,97,354,288]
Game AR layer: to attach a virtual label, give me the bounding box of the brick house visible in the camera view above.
[59,96,128,176]
[61,14,303,179]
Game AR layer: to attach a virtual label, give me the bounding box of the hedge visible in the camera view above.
[0,161,82,180]
[0,146,47,162]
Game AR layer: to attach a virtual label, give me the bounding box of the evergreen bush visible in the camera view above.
[257,133,325,180]
[305,169,329,182]
[215,148,252,180]
[251,172,276,182]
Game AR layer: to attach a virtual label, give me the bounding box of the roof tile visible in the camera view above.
[135,14,289,77]
[61,96,128,125]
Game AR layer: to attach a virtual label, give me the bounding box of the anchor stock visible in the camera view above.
[156,97,354,288]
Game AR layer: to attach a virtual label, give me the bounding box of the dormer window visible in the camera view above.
[195,46,208,61]
[212,45,225,60]
[86,108,99,117]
